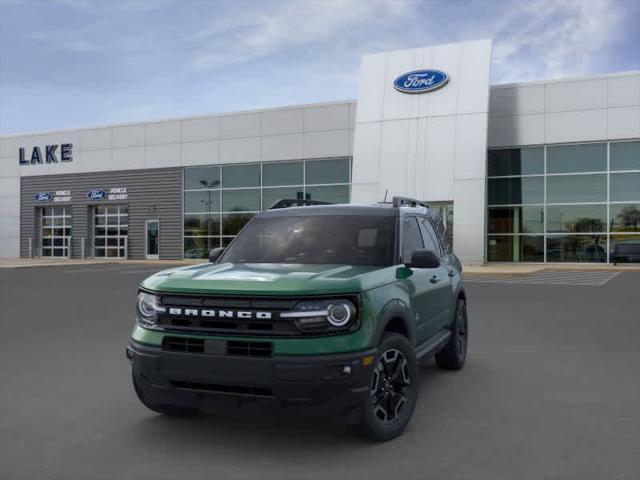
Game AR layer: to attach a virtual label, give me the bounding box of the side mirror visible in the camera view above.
[409,249,440,269]
[208,247,226,263]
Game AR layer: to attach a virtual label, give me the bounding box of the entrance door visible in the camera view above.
[145,220,160,259]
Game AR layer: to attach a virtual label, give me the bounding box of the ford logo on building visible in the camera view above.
[35,192,53,202]
[393,69,449,94]
[87,190,107,200]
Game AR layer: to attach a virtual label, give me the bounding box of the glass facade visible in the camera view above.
[183,158,351,258]
[487,140,640,263]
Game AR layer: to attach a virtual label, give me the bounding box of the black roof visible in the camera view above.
[260,202,438,218]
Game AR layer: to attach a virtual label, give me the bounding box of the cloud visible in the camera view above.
[491,0,625,83]
[188,0,414,71]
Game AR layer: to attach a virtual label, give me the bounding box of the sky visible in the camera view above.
[1,0,639,135]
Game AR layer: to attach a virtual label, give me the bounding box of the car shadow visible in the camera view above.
[129,359,453,449]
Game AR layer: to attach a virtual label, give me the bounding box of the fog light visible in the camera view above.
[362,355,374,366]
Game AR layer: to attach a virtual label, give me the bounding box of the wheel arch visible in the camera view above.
[371,300,415,346]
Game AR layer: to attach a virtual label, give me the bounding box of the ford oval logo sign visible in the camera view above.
[35,192,53,202]
[87,190,107,200]
[393,69,449,94]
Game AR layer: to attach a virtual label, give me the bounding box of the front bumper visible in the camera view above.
[127,340,376,418]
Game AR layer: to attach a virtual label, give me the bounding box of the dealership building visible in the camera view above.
[0,39,638,264]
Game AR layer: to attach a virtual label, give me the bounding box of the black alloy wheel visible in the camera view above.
[356,333,419,441]
[371,348,410,423]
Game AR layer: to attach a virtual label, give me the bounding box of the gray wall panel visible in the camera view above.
[20,167,182,259]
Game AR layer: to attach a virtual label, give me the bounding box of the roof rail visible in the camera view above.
[391,196,430,209]
[268,198,332,210]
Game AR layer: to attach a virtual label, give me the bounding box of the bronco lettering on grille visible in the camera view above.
[166,308,273,320]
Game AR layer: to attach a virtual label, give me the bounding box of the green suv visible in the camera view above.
[127,197,468,440]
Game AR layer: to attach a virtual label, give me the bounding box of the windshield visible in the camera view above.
[221,214,396,266]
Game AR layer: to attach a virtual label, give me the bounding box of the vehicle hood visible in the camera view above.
[140,262,398,295]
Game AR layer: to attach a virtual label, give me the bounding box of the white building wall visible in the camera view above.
[488,71,640,147]
[0,101,355,258]
[352,39,493,265]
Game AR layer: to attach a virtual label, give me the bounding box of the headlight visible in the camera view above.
[136,292,165,326]
[281,299,357,333]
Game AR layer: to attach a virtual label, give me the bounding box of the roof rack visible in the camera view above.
[268,199,332,210]
[391,196,430,209]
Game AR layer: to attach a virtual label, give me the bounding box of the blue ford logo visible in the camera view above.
[35,192,53,202]
[393,69,449,94]
[87,190,107,200]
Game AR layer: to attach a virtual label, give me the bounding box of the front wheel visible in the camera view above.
[435,298,468,370]
[356,333,419,441]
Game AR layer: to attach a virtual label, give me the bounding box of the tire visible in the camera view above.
[356,333,419,441]
[132,371,200,417]
[435,298,468,371]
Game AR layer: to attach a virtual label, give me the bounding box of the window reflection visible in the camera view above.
[184,166,221,190]
[222,213,255,236]
[487,235,544,262]
[262,187,304,209]
[610,172,640,202]
[547,143,606,173]
[546,235,607,263]
[488,207,543,233]
[263,162,303,186]
[610,141,640,171]
[609,204,640,232]
[546,205,606,233]
[487,177,544,205]
[610,235,640,264]
[547,174,606,203]
[183,237,220,259]
[305,185,350,204]
[487,147,544,176]
[184,214,220,236]
[222,189,260,212]
[305,158,350,184]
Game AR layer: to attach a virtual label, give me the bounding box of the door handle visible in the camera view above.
[448,269,456,278]
[430,275,440,284]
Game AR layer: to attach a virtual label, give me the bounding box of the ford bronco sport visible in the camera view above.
[127,196,468,441]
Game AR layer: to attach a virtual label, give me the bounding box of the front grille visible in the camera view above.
[162,336,204,353]
[227,340,273,357]
[151,293,360,337]
[157,295,297,336]
[171,380,273,397]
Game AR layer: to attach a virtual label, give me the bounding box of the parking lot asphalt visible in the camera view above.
[0,264,639,480]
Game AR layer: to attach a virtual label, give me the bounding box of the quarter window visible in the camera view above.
[418,217,442,256]
[402,217,424,263]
